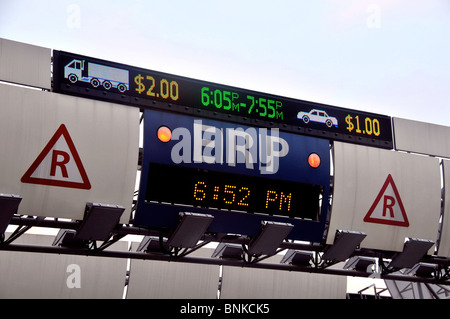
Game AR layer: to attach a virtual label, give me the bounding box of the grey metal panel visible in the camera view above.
[437,160,450,257]
[328,142,441,253]
[220,255,346,299]
[0,38,51,90]
[126,244,220,299]
[0,83,140,223]
[393,117,450,158]
[0,233,128,298]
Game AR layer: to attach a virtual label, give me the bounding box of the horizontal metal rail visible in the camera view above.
[1,242,449,285]
[2,215,450,285]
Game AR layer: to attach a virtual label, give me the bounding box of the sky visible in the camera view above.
[1,0,450,127]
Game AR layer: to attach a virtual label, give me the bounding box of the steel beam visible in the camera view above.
[0,242,449,286]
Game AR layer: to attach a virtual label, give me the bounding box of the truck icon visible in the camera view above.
[64,59,129,93]
[297,109,338,128]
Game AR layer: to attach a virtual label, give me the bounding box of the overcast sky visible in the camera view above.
[1,0,450,126]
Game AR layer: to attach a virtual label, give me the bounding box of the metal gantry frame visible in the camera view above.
[2,214,450,286]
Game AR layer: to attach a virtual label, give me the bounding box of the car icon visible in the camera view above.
[297,109,338,128]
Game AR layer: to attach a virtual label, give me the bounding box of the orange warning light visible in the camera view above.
[157,126,172,143]
[308,153,321,168]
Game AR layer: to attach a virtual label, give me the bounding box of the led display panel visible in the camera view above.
[146,163,322,221]
[53,50,393,149]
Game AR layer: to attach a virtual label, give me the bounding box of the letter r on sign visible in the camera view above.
[383,195,395,217]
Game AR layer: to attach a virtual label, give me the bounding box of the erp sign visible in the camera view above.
[135,109,330,242]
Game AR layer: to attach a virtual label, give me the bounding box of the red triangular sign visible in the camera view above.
[363,174,409,227]
[21,124,91,190]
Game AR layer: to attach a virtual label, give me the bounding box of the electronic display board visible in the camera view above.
[53,50,393,149]
[134,109,331,242]
[146,163,322,220]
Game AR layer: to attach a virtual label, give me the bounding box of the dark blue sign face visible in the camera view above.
[135,109,331,242]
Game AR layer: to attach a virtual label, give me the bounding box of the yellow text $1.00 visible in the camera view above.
[345,114,381,136]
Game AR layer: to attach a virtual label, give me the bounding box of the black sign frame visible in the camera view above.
[53,50,393,149]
